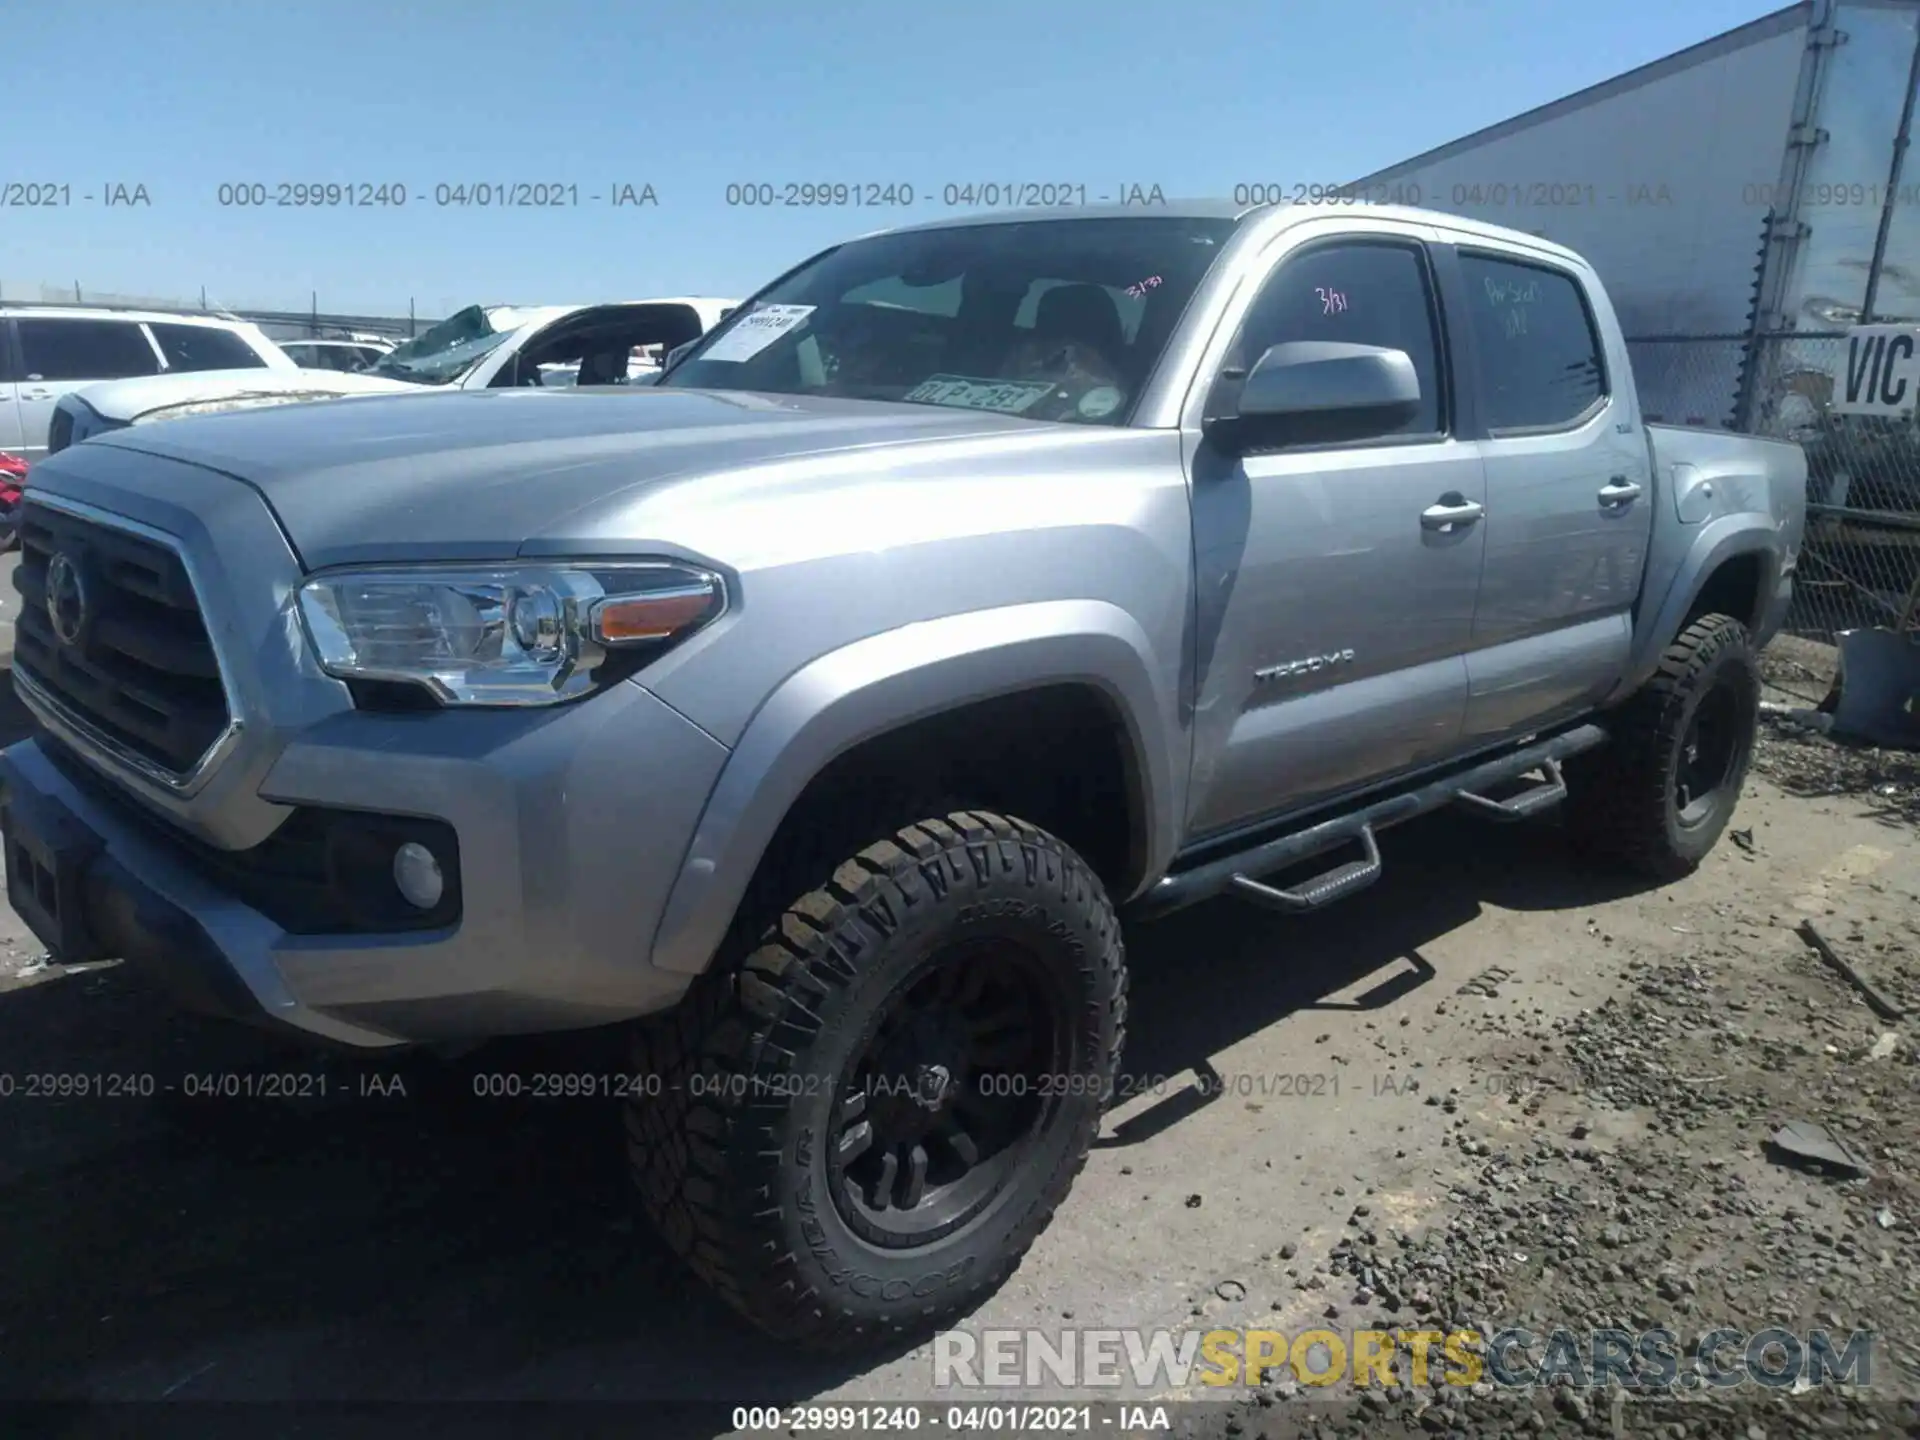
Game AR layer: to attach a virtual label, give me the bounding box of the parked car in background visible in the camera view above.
[279,339,393,372]
[0,450,26,550]
[47,298,738,453]
[0,306,288,460]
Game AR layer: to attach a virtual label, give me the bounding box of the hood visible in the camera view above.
[78,386,1070,568]
[70,367,421,423]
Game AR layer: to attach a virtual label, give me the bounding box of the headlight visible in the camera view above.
[297,561,726,707]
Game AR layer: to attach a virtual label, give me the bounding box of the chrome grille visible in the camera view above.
[11,498,234,782]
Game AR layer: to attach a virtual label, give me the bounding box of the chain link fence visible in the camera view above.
[1627,331,1920,643]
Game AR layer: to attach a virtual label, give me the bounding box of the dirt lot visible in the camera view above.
[1,563,1916,1437]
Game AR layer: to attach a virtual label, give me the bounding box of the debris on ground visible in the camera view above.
[1764,1119,1875,1178]
[1796,917,1907,1020]
[1824,624,1920,750]
[10,951,51,979]
[1757,638,1920,826]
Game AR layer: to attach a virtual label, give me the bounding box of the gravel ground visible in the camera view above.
[1188,918,1920,1436]
[1180,636,1920,1439]
[2,618,1918,1439]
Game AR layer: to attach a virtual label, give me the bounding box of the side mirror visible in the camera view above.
[1205,341,1421,452]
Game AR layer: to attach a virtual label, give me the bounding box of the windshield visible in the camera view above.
[367,304,519,386]
[658,216,1240,424]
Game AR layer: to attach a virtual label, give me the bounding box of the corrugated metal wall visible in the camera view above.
[1352,6,1813,340]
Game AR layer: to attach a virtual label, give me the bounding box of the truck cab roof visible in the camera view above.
[871,199,1590,268]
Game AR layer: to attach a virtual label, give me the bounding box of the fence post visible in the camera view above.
[1732,212,1774,433]
[1863,25,1920,323]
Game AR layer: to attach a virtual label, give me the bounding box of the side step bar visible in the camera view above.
[1453,758,1568,822]
[1231,825,1381,913]
[1131,723,1608,921]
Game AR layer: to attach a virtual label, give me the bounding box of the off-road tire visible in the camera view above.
[1565,613,1760,880]
[627,810,1126,1350]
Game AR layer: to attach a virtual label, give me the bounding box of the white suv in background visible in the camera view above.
[278,338,394,372]
[0,306,289,460]
[47,298,738,454]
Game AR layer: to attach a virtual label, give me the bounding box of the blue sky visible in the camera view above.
[6,0,1775,318]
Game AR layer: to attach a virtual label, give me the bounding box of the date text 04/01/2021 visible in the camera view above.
[721,182,1169,208]
[0,1071,409,1099]
[207,182,659,208]
[731,1404,1173,1433]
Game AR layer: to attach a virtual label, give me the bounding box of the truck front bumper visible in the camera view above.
[0,681,729,1050]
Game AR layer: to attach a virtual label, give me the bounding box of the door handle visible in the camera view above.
[21,390,54,401]
[1421,495,1484,531]
[1598,477,1642,508]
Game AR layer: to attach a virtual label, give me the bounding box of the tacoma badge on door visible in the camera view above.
[1255,648,1357,684]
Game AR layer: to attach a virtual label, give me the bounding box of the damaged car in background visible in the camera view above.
[47,298,738,453]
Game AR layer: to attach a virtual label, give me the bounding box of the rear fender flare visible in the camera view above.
[1610,518,1782,704]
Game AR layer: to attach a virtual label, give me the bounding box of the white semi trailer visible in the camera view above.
[1349,0,1920,430]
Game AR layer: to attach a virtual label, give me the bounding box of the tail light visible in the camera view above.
[0,454,27,506]
[0,453,27,508]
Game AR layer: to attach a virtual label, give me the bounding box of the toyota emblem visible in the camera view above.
[45,552,91,649]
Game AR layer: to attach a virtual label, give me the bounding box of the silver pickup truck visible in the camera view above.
[1,201,1804,1351]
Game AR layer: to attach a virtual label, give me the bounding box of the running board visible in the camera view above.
[1452,758,1568,822]
[1131,723,1608,922]
[1230,824,1381,913]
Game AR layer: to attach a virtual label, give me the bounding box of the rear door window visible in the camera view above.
[17,318,162,381]
[1456,253,1606,431]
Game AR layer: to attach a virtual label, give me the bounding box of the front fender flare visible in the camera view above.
[646,600,1180,976]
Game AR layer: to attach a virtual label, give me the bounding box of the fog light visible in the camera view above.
[393,841,445,910]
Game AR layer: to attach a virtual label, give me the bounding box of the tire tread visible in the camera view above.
[628,808,1126,1351]
[1567,613,1758,879]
